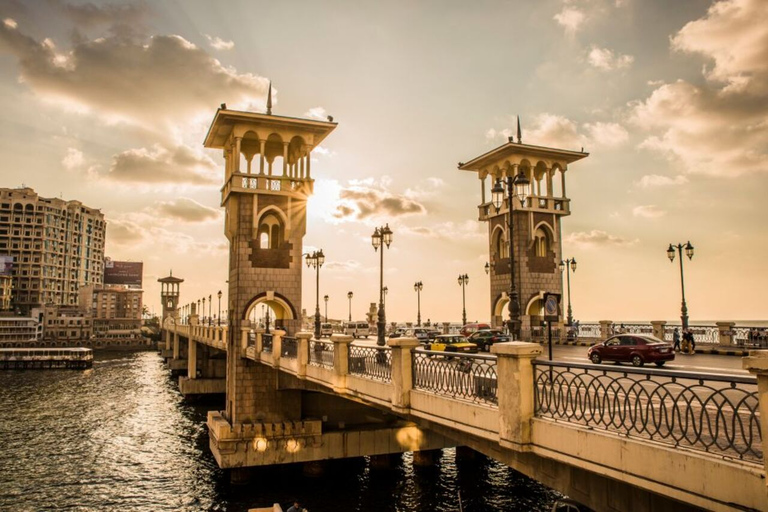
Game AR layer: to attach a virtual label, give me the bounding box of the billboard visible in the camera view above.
[104,259,143,287]
[0,255,12,276]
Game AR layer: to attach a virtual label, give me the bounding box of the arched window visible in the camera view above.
[257,213,283,249]
[492,227,508,259]
[534,227,549,257]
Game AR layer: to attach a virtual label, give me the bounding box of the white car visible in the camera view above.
[344,321,370,338]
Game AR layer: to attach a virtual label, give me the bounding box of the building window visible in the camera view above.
[534,227,550,258]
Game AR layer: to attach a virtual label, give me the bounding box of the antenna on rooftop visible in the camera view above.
[266,81,273,115]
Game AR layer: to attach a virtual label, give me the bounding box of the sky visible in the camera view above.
[0,0,766,323]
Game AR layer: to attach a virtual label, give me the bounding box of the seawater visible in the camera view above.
[0,351,561,512]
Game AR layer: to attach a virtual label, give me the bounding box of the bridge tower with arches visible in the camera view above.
[204,102,337,425]
[459,137,588,335]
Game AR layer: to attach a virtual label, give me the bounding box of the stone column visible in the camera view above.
[442,322,450,334]
[240,324,250,352]
[272,329,285,367]
[331,333,353,393]
[717,322,736,346]
[388,336,420,412]
[259,140,266,175]
[743,351,768,480]
[165,329,171,351]
[254,328,264,352]
[651,321,667,341]
[282,142,289,176]
[173,331,180,359]
[188,338,198,379]
[296,331,312,378]
[599,320,613,340]
[492,341,542,449]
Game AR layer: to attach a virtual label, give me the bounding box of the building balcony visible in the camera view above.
[222,173,313,203]
[478,195,570,221]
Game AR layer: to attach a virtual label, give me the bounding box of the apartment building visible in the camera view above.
[80,284,143,340]
[0,187,106,314]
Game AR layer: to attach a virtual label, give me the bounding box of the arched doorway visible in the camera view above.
[243,292,297,335]
[492,294,509,329]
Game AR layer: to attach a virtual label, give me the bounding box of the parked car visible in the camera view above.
[426,330,441,341]
[344,321,370,338]
[426,334,478,354]
[587,334,674,367]
[460,322,491,337]
[467,329,509,351]
[412,328,430,343]
[320,323,333,338]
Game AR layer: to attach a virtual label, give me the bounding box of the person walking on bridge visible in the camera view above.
[673,328,681,352]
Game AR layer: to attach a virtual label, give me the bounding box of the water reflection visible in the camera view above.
[0,351,560,511]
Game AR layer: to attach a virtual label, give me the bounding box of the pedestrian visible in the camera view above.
[673,328,681,352]
[685,329,696,353]
[287,500,304,512]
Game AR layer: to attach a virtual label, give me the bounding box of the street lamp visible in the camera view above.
[458,274,469,325]
[558,258,577,326]
[208,294,212,326]
[197,299,201,323]
[202,296,206,325]
[305,249,326,340]
[324,294,329,322]
[414,281,423,326]
[484,262,490,275]
[383,286,388,308]
[667,241,694,329]
[491,169,530,340]
[347,291,353,322]
[372,224,393,346]
[217,290,222,326]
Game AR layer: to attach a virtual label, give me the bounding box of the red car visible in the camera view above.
[587,334,675,367]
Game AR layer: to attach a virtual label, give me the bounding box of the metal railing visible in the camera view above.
[533,360,762,462]
[309,340,334,368]
[520,327,562,342]
[262,334,273,354]
[281,336,297,359]
[413,349,498,406]
[348,345,392,382]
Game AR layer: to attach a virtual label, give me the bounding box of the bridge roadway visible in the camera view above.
[162,323,768,512]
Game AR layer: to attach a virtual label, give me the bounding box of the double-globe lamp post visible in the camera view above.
[667,242,694,329]
[217,290,222,326]
[305,249,326,340]
[324,295,329,322]
[559,258,577,326]
[458,274,469,326]
[347,291,353,322]
[414,281,423,327]
[490,170,530,340]
[372,224,393,346]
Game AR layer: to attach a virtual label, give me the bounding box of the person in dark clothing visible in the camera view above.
[672,328,681,352]
[685,329,696,353]
[287,500,305,512]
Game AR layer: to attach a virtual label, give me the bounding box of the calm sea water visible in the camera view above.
[0,351,561,512]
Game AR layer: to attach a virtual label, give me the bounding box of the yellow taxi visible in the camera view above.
[426,334,478,354]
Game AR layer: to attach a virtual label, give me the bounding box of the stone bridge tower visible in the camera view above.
[204,102,336,424]
[459,138,587,335]
[158,272,183,321]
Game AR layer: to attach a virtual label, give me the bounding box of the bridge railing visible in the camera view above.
[309,340,334,368]
[349,345,392,382]
[262,334,273,354]
[533,360,762,463]
[412,349,498,406]
[281,336,298,359]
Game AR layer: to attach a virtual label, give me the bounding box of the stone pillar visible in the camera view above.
[599,320,613,340]
[296,331,312,378]
[173,331,180,359]
[259,139,266,175]
[240,324,250,352]
[491,341,542,449]
[331,333,353,392]
[651,321,667,341]
[254,328,264,352]
[388,336,420,412]
[272,329,285,368]
[743,351,768,480]
[442,322,450,334]
[717,322,736,346]
[188,338,198,379]
[164,329,171,351]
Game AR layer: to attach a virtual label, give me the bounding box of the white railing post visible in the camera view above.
[272,329,285,368]
[718,322,736,347]
[492,341,542,449]
[296,332,312,378]
[651,320,667,341]
[599,320,613,340]
[743,351,768,481]
[388,336,420,412]
[331,333,353,393]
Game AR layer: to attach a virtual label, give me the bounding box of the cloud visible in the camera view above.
[634,174,688,188]
[0,23,269,131]
[305,106,330,121]
[632,205,666,218]
[587,45,634,71]
[631,0,768,176]
[583,122,628,147]
[401,220,485,241]
[150,198,221,222]
[54,0,149,27]
[333,187,426,221]
[106,216,226,254]
[488,114,628,151]
[566,230,638,247]
[107,143,218,185]
[3,18,17,29]
[324,260,362,272]
[554,7,586,35]
[61,147,84,170]
[204,34,234,51]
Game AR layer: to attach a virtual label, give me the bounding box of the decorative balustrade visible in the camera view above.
[575,323,601,339]
[412,350,498,406]
[309,340,334,368]
[533,360,762,462]
[262,334,273,354]
[520,327,562,342]
[281,336,297,359]
[348,345,392,382]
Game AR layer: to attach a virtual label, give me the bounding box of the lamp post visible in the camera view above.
[217,290,222,326]
[305,249,326,340]
[208,294,212,326]
[484,262,490,275]
[382,286,388,308]
[558,258,577,326]
[324,295,329,322]
[458,274,469,325]
[667,242,694,330]
[347,291,353,322]
[197,299,201,323]
[414,281,423,326]
[372,224,393,346]
[202,296,206,325]
[491,170,530,340]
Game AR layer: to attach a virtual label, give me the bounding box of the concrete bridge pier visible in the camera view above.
[412,449,441,467]
[369,453,401,471]
[168,329,188,376]
[179,338,226,398]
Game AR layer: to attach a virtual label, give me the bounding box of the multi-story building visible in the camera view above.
[42,305,92,343]
[80,284,143,341]
[0,309,43,345]
[0,187,106,314]
[0,274,11,310]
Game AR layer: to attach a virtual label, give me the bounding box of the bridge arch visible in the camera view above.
[242,291,297,332]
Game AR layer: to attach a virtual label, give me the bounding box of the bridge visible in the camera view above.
[161,320,768,512]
